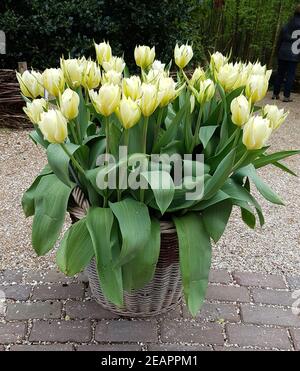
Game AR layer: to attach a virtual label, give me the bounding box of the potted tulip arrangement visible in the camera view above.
[18,42,298,317]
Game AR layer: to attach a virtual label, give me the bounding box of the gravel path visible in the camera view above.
[0,93,299,275]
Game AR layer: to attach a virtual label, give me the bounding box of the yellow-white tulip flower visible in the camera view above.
[243,116,272,150]
[89,84,121,117]
[102,70,122,85]
[17,70,44,99]
[230,95,251,127]
[159,77,177,107]
[190,67,206,88]
[250,62,268,76]
[60,88,80,120]
[102,56,125,73]
[82,60,101,90]
[42,68,65,97]
[152,60,166,72]
[122,76,142,100]
[60,58,84,89]
[134,45,155,69]
[263,104,289,130]
[196,79,215,104]
[23,98,47,124]
[210,52,228,73]
[139,83,161,117]
[245,74,270,104]
[116,97,141,129]
[174,44,193,69]
[216,63,240,92]
[95,41,112,66]
[38,109,68,144]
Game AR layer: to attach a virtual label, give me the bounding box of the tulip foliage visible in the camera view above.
[20,42,299,316]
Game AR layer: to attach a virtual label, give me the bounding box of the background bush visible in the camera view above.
[0,0,299,71]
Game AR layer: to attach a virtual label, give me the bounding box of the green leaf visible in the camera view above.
[32,174,74,256]
[273,161,297,177]
[122,218,161,291]
[109,198,151,266]
[22,165,53,218]
[141,171,175,215]
[89,138,106,168]
[253,151,300,170]
[76,88,89,140]
[47,143,79,187]
[191,190,230,211]
[237,165,284,205]
[56,218,94,276]
[86,207,123,307]
[202,200,233,243]
[173,213,212,317]
[204,149,236,200]
[233,199,256,229]
[199,126,218,149]
[29,129,49,149]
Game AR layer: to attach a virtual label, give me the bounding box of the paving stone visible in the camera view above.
[214,346,269,352]
[43,270,74,283]
[161,321,224,345]
[10,344,74,351]
[6,302,62,320]
[24,271,45,283]
[287,276,300,290]
[241,304,300,328]
[32,283,84,300]
[29,320,91,342]
[252,288,294,307]
[206,285,250,303]
[0,322,26,344]
[76,344,142,351]
[148,344,213,351]
[290,329,300,351]
[95,320,157,343]
[160,305,182,320]
[183,302,239,322]
[0,346,4,351]
[0,269,23,284]
[226,324,291,350]
[66,300,119,320]
[233,272,286,289]
[0,285,31,301]
[209,270,232,285]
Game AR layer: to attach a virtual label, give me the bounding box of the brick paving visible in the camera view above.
[0,269,299,351]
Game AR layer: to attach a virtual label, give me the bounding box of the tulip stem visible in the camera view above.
[154,109,164,148]
[105,116,110,158]
[60,143,85,176]
[233,127,241,149]
[232,152,248,173]
[190,106,203,153]
[70,122,79,144]
[140,116,149,203]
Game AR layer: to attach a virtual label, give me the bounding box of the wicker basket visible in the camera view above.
[69,187,182,317]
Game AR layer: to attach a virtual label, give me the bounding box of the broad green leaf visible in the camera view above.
[32,174,74,256]
[173,213,212,317]
[47,143,79,187]
[56,218,94,276]
[22,165,53,218]
[86,207,123,307]
[122,218,161,291]
[253,151,300,170]
[273,161,297,177]
[191,190,230,211]
[29,129,49,149]
[233,199,256,229]
[89,138,106,168]
[76,88,89,140]
[141,171,175,215]
[204,149,236,200]
[202,200,233,243]
[199,125,218,149]
[109,198,151,266]
[237,165,284,205]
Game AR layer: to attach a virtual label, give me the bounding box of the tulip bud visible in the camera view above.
[60,58,84,89]
[116,97,141,129]
[23,98,47,124]
[38,109,68,144]
[95,41,112,66]
[122,76,142,100]
[42,68,65,97]
[245,74,270,104]
[174,44,193,69]
[159,77,177,107]
[152,60,166,72]
[60,89,80,120]
[82,60,101,90]
[197,79,215,104]
[242,116,272,150]
[262,104,289,130]
[17,70,44,99]
[139,83,161,117]
[230,95,251,127]
[102,70,122,85]
[190,67,206,89]
[210,52,228,73]
[102,56,125,73]
[134,45,156,69]
[216,63,240,92]
[89,84,121,117]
